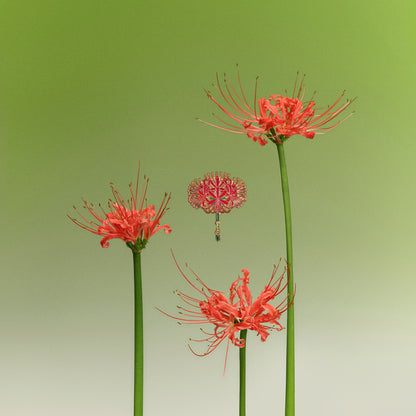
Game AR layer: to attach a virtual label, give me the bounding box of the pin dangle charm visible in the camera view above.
[188,171,247,241]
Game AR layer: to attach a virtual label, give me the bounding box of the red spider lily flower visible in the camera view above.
[188,171,246,241]
[159,255,291,370]
[69,169,171,251]
[199,68,355,146]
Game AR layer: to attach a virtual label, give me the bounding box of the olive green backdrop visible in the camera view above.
[1,0,415,415]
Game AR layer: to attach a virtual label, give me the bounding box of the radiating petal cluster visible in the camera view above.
[188,171,246,214]
[69,169,171,250]
[160,256,291,368]
[200,69,355,145]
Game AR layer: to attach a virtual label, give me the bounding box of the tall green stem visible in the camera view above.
[276,142,295,416]
[132,251,144,416]
[239,329,247,416]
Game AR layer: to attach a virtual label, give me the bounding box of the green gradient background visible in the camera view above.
[1,0,415,415]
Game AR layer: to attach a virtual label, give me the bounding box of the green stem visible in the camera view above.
[133,251,144,416]
[239,329,247,416]
[276,142,295,416]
